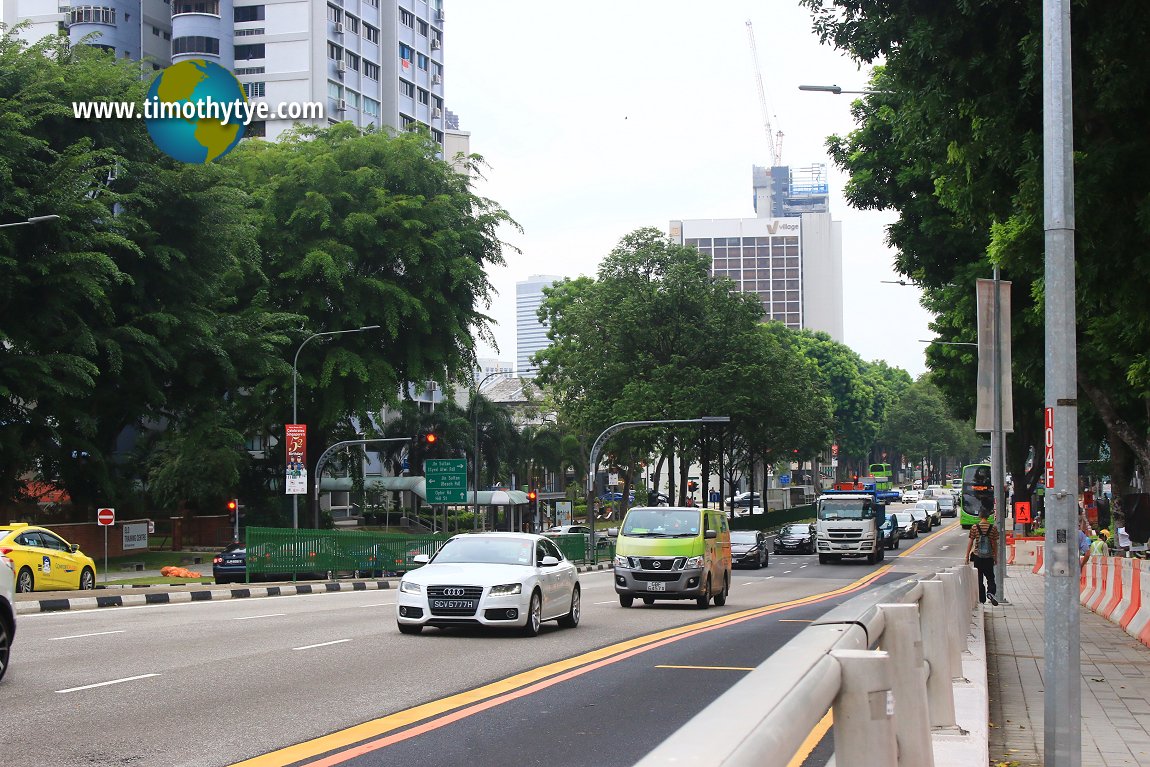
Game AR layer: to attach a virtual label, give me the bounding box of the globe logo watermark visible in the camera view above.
[145,60,248,164]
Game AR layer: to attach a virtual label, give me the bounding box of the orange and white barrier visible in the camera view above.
[1088,558,1112,612]
[1080,557,1150,650]
[1032,544,1045,575]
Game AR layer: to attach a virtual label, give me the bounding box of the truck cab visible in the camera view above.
[815,489,888,565]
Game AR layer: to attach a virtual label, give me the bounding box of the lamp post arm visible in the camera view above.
[312,437,412,528]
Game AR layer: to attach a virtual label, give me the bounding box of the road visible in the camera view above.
[2,512,965,767]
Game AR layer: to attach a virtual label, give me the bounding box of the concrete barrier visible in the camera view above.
[1080,556,1098,600]
[1088,557,1112,612]
[1118,559,1144,632]
[1032,544,1044,575]
[1010,537,1043,567]
[1105,558,1133,623]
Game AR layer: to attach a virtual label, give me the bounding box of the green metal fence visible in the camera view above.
[242,527,612,582]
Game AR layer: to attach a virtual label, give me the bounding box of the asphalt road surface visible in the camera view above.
[1,515,965,767]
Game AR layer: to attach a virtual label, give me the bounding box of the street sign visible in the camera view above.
[1015,501,1032,525]
[779,474,791,486]
[122,522,148,550]
[425,458,468,504]
[97,508,115,526]
[1044,407,1055,489]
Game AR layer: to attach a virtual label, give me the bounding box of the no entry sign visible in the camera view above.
[97,507,115,526]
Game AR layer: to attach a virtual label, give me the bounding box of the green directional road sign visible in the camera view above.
[425,458,468,504]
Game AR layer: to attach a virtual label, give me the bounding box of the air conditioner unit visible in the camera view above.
[433,107,442,118]
[431,38,441,49]
[334,21,344,34]
[432,74,442,84]
[336,59,347,72]
[337,99,348,111]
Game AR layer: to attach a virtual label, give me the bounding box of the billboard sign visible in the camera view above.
[285,423,307,495]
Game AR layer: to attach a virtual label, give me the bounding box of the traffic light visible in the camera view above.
[227,498,238,522]
[423,431,438,445]
[527,489,537,503]
[687,480,698,493]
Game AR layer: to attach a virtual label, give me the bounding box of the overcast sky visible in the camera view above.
[444,0,932,378]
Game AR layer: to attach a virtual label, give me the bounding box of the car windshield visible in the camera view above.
[910,509,927,519]
[429,536,537,566]
[782,524,809,535]
[621,509,700,537]
[730,531,758,544]
[818,499,876,520]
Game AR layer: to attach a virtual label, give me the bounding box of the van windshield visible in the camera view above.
[818,499,876,521]
[621,509,700,537]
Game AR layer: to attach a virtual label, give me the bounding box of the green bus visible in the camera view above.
[868,463,894,492]
[959,462,995,528]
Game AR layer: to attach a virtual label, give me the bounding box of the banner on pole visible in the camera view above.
[286,424,307,495]
[975,278,1014,433]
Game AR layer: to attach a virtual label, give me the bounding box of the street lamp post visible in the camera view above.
[290,325,381,528]
[470,368,535,530]
[798,84,892,96]
[0,214,60,229]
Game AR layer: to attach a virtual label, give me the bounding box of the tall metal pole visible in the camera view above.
[1043,0,1079,763]
[992,265,1009,603]
[291,326,380,528]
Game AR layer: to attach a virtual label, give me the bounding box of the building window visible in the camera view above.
[172,36,220,55]
[234,43,265,59]
[328,80,343,101]
[327,41,342,60]
[400,8,413,27]
[345,15,359,33]
[417,19,427,36]
[400,114,415,130]
[398,42,412,60]
[363,61,379,80]
[152,25,159,35]
[163,31,171,40]
[67,5,116,25]
[234,27,264,36]
[433,62,443,79]
[363,0,377,7]
[364,24,379,43]
[171,0,219,15]
[432,95,442,111]
[431,129,443,144]
[242,81,265,98]
[401,79,414,98]
[416,52,428,70]
[417,88,428,105]
[363,96,380,118]
[326,4,341,22]
[346,90,360,109]
[345,52,359,71]
[234,4,263,21]
[246,120,266,138]
[235,65,265,75]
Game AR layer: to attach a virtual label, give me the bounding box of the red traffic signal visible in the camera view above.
[687,481,698,493]
[527,490,537,502]
[423,432,438,444]
[226,499,238,512]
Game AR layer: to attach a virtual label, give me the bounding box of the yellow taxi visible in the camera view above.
[0,524,97,592]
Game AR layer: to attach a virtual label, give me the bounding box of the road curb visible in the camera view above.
[15,579,393,614]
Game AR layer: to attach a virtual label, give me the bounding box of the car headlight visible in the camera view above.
[399,580,422,595]
[684,556,705,569]
[613,555,630,568]
[489,583,522,596]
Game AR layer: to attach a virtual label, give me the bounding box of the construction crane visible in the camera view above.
[745,20,783,166]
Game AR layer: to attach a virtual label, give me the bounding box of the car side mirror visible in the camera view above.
[704,529,717,539]
[540,556,560,567]
[607,527,618,538]
[70,543,80,553]
[412,553,430,564]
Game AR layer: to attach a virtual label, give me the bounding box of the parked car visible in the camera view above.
[0,553,15,682]
[212,542,248,584]
[878,517,901,550]
[731,492,761,508]
[396,532,580,636]
[887,512,918,539]
[916,500,942,527]
[730,530,769,569]
[908,507,931,534]
[773,523,816,554]
[0,524,97,592]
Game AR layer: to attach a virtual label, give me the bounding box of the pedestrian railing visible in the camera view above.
[635,565,978,767]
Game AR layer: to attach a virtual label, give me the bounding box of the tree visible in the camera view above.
[879,376,982,483]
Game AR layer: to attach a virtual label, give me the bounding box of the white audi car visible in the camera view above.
[396,532,580,637]
[0,553,16,682]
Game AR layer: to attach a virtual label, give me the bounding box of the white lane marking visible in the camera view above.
[594,600,617,605]
[783,570,792,574]
[799,564,808,568]
[763,575,774,579]
[293,639,352,651]
[57,673,160,693]
[358,602,395,608]
[48,630,125,641]
[940,545,950,550]
[232,613,286,620]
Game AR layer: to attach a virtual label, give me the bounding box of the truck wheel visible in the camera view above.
[696,577,711,608]
[818,554,828,564]
[713,577,728,606]
[619,594,634,608]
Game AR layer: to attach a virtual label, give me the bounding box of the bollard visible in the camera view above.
[919,579,957,728]
[878,603,935,767]
[830,649,899,767]
[937,572,966,667]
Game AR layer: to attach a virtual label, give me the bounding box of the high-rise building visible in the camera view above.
[3,0,447,144]
[516,275,560,375]
[670,165,843,342]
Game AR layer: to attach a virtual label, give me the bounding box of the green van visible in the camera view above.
[609,506,732,608]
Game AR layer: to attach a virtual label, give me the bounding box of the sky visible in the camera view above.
[444,0,933,378]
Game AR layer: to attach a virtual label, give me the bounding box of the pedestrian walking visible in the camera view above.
[965,507,999,606]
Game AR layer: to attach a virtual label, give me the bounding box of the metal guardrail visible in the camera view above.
[635,565,978,767]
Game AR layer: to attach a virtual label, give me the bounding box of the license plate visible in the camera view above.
[646,582,666,592]
[224,559,243,566]
[431,599,476,610]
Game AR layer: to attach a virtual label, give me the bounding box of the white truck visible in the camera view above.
[815,488,891,565]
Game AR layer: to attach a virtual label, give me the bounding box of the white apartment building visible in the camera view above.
[2,0,448,144]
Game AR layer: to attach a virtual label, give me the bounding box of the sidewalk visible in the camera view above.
[987,564,1150,766]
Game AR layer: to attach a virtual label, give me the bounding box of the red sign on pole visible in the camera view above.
[1014,501,1032,525]
[1044,407,1055,489]
[285,424,307,495]
[97,508,115,526]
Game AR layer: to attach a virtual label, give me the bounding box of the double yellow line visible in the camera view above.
[232,565,893,767]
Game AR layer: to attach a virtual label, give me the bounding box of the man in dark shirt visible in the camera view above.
[964,507,999,605]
